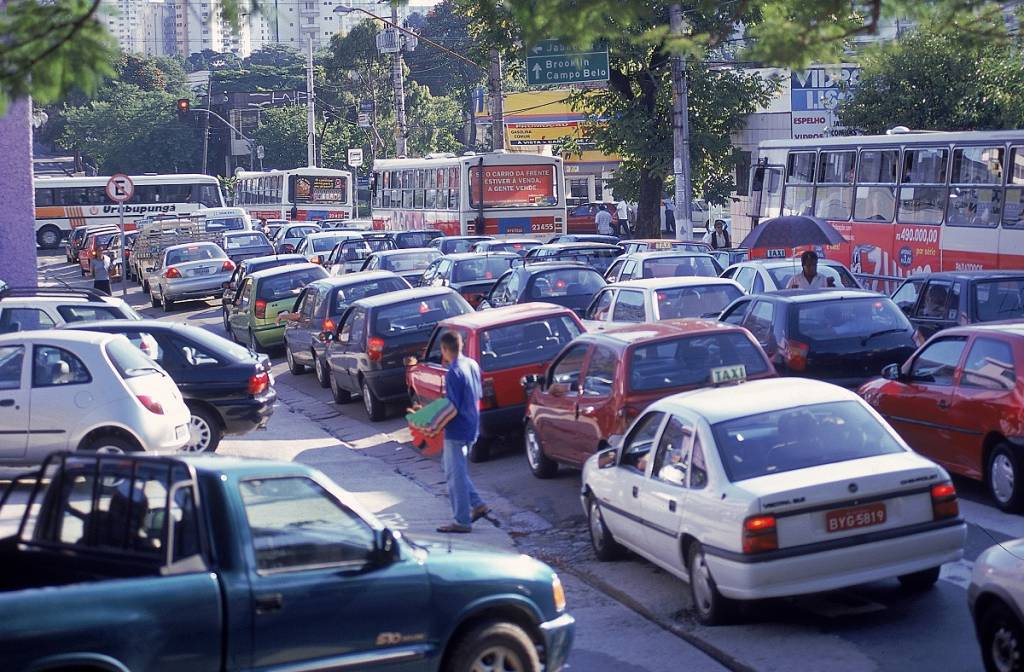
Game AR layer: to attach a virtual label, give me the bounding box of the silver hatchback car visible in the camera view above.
[150,242,235,312]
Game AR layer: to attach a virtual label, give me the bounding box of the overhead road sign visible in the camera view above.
[526,40,609,86]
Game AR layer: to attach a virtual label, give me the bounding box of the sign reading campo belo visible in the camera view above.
[468,165,558,208]
[526,40,609,86]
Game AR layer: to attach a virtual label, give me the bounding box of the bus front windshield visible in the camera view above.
[468,164,559,208]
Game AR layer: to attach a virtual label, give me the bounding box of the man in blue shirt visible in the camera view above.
[436,331,489,533]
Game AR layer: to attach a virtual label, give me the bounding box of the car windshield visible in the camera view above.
[444,238,486,253]
[363,236,397,252]
[795,297,910,342]
[312,234,351,252]
[206,217,246,231]
[527,268,605,298]
[712,400,905,482]
[642,255,718,279]
[165,244,225,265]
[768,263,860,289]
[94,233,116,247]
[373,294,470,335]
[248,258,304,274]
[628,332,770,392]
[974,279,1024,321]
[286,226,319,239]
[395,231,442,248]
[381,251,439,273]
[479,316,582,372]
[335,241,371,263]
[257,268,327,301]
[453,257,516,283]
[330,277,409,313]
[225,233,270,249]
[656,284,744,319]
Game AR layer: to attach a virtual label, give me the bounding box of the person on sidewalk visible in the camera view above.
[595,204,614,236]
[436,331,489,533]
[91,248,112,295]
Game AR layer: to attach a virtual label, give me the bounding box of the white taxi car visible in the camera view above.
[581,378,966,625]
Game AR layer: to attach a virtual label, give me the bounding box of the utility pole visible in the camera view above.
[306,34,316,167]
[201,76,212,174]
[489,48,504,151]
[391,3,408,157]
[669,3,694,240]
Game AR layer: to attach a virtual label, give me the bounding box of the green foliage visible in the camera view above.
[838,24,1024,132]
[250,104,357,171]
[58,82,202,173]
[406,82,465,156]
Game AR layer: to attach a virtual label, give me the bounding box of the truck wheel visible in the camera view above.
[588,496,625,561]
[688,542,734,626]
[314,353,331,388]
[988,443,1024,512]
[979,601,1024,672]
[286,346,306,375]
[524,422,558,479]
[361,378,385,421]
[183,405,222,453]
[330,370,352,404]
[898,566,941,591]
[37,225,62,249]
[445,621,541,672]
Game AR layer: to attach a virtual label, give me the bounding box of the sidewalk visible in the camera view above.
[222,403,728,671]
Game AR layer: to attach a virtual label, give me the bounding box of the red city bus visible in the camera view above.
[371,151,567,238]
[749,129,1024,292]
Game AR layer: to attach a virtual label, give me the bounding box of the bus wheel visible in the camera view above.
[37,225,62,249]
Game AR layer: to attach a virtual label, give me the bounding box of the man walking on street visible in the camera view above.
[436,331,489,533]
[595,204,614,236]
[91,248,112,295]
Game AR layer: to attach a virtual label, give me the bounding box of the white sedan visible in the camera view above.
[581,378,966,625]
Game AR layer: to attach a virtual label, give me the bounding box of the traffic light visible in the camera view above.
[176,98,191,120]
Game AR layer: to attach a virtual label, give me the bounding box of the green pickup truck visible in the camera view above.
[0,452,574,672]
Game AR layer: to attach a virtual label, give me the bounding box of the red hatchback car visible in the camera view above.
[406,303,585,461]
[858,323,1024,512]
[523,320,776,478]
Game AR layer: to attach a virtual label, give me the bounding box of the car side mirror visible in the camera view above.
[372,527,400,565]
[597,447,618,469]
[881,363,901,381]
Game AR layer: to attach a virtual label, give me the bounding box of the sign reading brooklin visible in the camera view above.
[469,165,558,208]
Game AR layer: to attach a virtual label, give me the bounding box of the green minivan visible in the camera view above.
[225,262,328,351]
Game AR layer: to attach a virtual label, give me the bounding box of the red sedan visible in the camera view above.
[406,303,585,462]
[523,320,776,478]
[859,323,1024,511]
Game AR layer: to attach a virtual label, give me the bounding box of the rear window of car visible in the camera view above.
[656,284,743,319]
[767,263,860,289]
[166,244,225,266]
[444,239,485,254]
[105,337,162,379]
[479,316,582,372]
[225,233,270,249]
[57,305,125,322]
[489,241,540,256]
[712,400,905,482]
[372,294,470,336]
[380,251,440,273]
[286,226,320,239]
[453,257,515,283]
[257,268,327,302]
[527,268,605,299]
[394,231,442,248]
[178,325,251,360]
[312,235,350,252]
[331,278,409,313]
[794,297,910,342]
[642,255,718,279]
[363,236,397,252]
[974,279,1024,321]
[206,217,246,231]
[628,332,770,392]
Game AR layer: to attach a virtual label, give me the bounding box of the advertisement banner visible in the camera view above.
[468,165,557,207]
[293,176,348,204]
[790,65,860,139]
[505,121,593,147]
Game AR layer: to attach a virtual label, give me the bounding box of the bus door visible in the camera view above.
[750,163,783,225]
[999,182,1024,268]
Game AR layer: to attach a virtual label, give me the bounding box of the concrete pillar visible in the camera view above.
[0,98,37,287]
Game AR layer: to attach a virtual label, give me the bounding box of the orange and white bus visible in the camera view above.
[33,174,223,249]
[750,129,1024,291]
[370,151,567,237]
[234,167,354,223]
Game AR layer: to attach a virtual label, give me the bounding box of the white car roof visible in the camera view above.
[0,294,126,307]
[164,241,223,252]
[0,329,116,346]
[653,378,860,425]
[610,277,743,291]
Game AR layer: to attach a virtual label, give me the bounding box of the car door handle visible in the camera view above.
[0,399,14,408]
[632,485,639,498]
[937,399,950,409]
[255,593,284,614]
[669,500,677,512]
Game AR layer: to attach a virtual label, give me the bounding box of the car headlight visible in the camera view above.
[552,573,566,613]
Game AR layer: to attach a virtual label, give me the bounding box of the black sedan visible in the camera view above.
[63,320,276,453]
[420,252,518,308]
[221,231,274,263]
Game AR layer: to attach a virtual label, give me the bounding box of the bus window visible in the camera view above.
[783,151,816,216]
[162,183,192,203]
[858,150,899,183]
[814,151,855,220]
[35,188,53,206]
[1004,147,1024,228]
[899,148,948,225]
[948,147,1003,228]
[854,149,898,222]
[195,183,222,207]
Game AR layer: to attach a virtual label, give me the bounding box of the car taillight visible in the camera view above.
[368,336,385,362]
[931,483,959,520]
[136,395,164,415]
[782,339,809,372]
[254,299,267,319]
[321,318,336,338]
[480,377,497,410]
[742,514,778,554]
[222,259,236,272]
[248,371,270,395]
[163,267,181,279]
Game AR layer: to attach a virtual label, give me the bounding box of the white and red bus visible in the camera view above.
[370,151,567,238]
[749,129,1024,291]
[33,174,223,249]
[234,167,354,223]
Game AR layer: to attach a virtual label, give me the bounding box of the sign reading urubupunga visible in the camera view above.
[526,40,609,86]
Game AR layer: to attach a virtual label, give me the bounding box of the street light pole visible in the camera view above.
[390,3,408,158]
[488,48,504,151]
[669,3,694,240]
[307,34,317,167]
